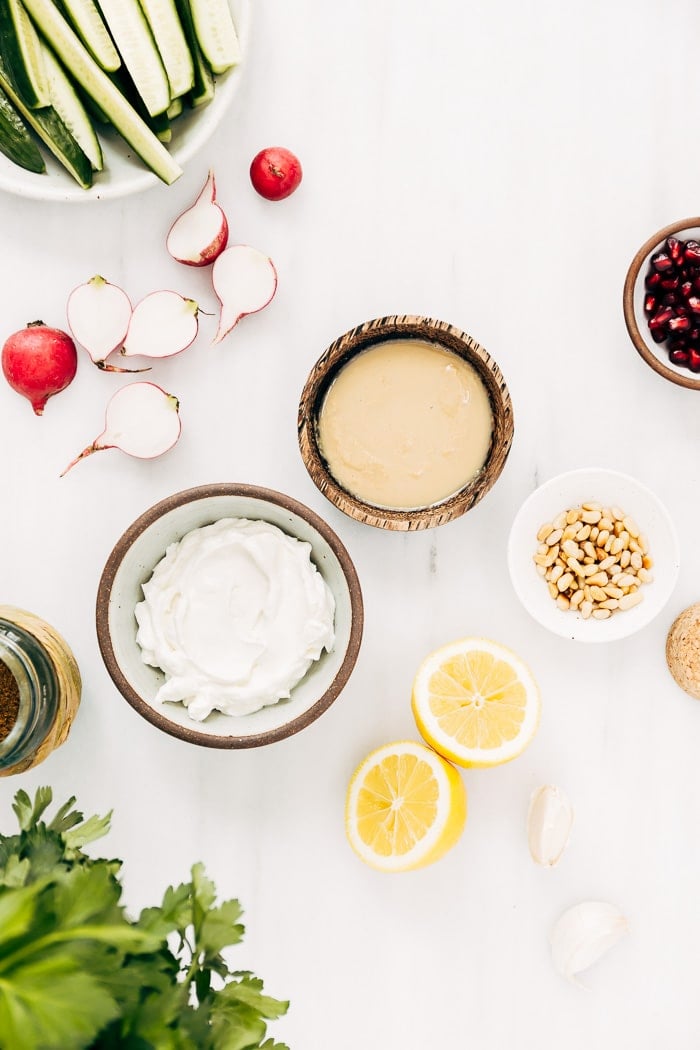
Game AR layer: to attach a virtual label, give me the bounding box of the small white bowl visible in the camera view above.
[507,468,680,643]
[96,484,363,747]
[0,0,250,202]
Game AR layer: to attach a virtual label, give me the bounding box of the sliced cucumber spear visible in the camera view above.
[139,0,195,99]
[60,0,121,73]
[41,42,103,171]
[0,0,50,108]
[94,0,170,117]
[0,85,45,172]
[174,0,215,107]
[190,0,240,74]
[20,0,182,184]
[0,52,92,187]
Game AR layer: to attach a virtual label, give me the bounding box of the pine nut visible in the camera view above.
[576,524,591,541]
[611,506,624,521]
[581,509,601,524]
[630,551,642,570]
[537,523,554,543]
[553,512,567,530]
[583,501,602,511]
[600,598,620,610]
[637,568,653,583]
[550,564,564,583]
[556,595,570,611]
[546,529,563,546]
[587,571,608,586]
[604,585,624,599]
[536,565,547,577]
[581,601,593,619]
[623,516,639,539]
[599,517,613,532]
[617,573,636,589]
[643,555,653,570]
[583,541,596,559]
[590,527,600,541]
[592,608,612,620]
[597,529,610,546]
[619,591,643,611]
[590,586,608,602]
[562,539,581,558]
[548,582,558,599]
[557,572,574,592]
[566,508,579,525]
[570,590,584,608]
[599,556,616,572]
[620,550,631,568]
[538,543,548,555]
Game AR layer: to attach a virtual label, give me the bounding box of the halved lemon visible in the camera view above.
[345,740,467,872]
[412,638,541,768]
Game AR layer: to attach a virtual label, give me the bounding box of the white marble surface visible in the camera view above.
[2,1,700,1046]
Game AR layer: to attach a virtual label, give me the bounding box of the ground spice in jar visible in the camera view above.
[0,660,20,742]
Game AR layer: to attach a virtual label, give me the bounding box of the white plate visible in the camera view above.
[507,468,680,643]
[0,0,250,202]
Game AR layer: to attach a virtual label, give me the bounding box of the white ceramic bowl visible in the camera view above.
[507,468,680,643]
[0,0,250,202]
[96,484,364,747]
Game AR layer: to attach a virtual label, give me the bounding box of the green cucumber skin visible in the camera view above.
[21,0,182,184]
[0,53,92,187]
[0,0,48,109]
[173,0,214,105]
[42,43,103,171]
[0,85,45,172]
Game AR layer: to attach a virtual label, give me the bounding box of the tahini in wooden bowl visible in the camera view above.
[298,315,514,531]
[96,484,363,749]
[623,217,700,391]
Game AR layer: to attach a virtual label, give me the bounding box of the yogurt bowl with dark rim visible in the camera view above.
[298,315,514,531]
[96,484,363,748]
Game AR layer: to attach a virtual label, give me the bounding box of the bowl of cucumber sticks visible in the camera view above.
[0,0,249,201]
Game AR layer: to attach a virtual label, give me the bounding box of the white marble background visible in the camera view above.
[2,1,700,1046]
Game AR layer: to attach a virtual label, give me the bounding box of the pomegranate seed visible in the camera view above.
[688,296,700,315]
[644,293,657,315]
[689,348,700,372]
[668,314,691,333]
[649,306,674,329]
[667,237,684,264]
[645,270,663,290]
[689,328,700,342]
[663,292,680,306]
[681,280,693,298]
[660,274,680,291]
[650,327,667,343]
[651,251,674,272]
[669,347,690,365]
[684,241,700,263]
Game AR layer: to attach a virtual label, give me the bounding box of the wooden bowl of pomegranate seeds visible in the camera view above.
[624,217,700,390]
[298,315,514,531]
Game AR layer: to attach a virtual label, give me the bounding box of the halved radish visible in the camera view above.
[122,290,200,359]
[166,170,228,266]
[61,381,181,474]
[212,245,277,344]
[67,275,145,371]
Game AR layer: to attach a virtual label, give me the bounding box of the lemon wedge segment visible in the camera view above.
[345,740,467,872]
[412,638,541,768]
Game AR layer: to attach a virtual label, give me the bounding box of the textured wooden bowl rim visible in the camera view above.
[623,217,700,391]
[95,483,364,749]
[297,315,515,531]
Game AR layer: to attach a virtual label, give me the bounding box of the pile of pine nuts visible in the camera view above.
[534,502,653,620]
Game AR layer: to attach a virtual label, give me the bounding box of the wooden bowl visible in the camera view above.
[623,217,700,390]
[298,315,514,531]
[96,484,363,748]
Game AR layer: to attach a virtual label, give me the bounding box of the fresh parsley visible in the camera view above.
[0,788,289,1050]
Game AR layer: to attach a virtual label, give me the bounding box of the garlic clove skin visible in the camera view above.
[550,901,628,985]
[527,784,574,867]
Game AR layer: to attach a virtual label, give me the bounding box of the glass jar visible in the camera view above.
[0,606,82,777]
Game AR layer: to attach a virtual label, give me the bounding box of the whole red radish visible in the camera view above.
[2,321,78,415]
[250,147,302,201]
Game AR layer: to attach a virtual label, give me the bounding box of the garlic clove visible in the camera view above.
[527,784,574,867]
[550,901,628,984]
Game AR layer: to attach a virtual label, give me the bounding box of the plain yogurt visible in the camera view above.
[135,518,336,720]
